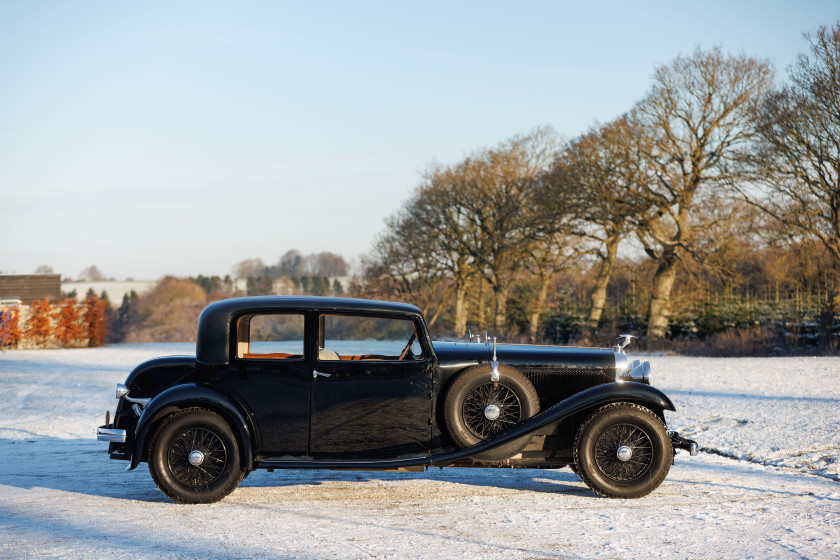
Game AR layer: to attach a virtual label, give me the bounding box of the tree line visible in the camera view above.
[100,250,352,343]
[0,296,106,349]
[360,23,840,352]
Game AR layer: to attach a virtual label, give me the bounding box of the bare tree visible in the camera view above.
[523,163,585,342]
[521,227,578,343]
[746,23,840,279]
[634,47,773,339]
[409,165,481,336]
[366,202,454,328]
[552,116,652,334]
[232,258,265,279]
[742,23,840,346]
[278,250,305,277]
[456,127,560,332]
[78,265,106,282]
[312,252,348,277]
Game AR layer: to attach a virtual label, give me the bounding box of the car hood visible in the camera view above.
[432,341,618,371]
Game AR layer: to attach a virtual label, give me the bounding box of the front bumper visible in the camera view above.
[97,426,127,443]
[670,431,699,456]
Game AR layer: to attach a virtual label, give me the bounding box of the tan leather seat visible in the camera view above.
[318,348,340,360]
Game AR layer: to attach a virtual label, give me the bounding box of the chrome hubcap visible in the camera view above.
[484,404,501,420]
[616,445,632,462]
[188,450,205,466]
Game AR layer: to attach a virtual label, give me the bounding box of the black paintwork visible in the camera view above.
[104,296,677,472]
[256,382,675,470]
[129,383,253,470]
[432,341,616,371]
[124,356,197,397]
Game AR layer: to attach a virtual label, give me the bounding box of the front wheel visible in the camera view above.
[148,408,244,504]
[574,403,672,499]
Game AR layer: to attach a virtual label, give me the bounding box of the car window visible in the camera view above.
[318,314,422,361]
[236,314,304,360]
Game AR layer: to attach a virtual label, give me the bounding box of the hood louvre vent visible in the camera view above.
[523,369,609,410]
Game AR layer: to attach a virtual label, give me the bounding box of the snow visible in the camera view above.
[1,345,838,559]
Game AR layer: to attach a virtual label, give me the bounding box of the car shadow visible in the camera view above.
[663,388,840,404]
[0,437,166,501]
[239,464,592,496]
[22,437,831,504]
[0,437,592,501]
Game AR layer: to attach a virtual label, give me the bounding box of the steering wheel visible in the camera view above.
[398,332,417,360]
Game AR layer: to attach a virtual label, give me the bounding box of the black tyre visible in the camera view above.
[148,408,244,504]
[573,403,672,499]
[443,364,540,462]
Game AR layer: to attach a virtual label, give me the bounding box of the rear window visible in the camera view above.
[236,314,304,360]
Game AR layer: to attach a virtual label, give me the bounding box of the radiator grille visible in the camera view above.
[523,369,609,410]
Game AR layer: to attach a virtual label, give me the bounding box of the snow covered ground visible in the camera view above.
[1,345,838,559]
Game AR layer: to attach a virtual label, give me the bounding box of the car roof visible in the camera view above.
[196,296,422,364]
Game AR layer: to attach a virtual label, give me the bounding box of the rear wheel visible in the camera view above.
[148,408,244,504]
[574,403,671,499]
[443,364,539,462]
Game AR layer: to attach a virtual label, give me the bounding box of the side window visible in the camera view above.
[236,314,304,360]
[318,314,422,361]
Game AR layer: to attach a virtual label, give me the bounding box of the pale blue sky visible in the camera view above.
[2,1,838,280]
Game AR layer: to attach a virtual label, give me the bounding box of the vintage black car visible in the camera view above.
[97,296,697,503]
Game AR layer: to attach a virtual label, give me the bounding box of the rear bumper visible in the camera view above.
[97,426,127,443]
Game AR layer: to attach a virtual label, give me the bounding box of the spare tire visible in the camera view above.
[443,363,540,462]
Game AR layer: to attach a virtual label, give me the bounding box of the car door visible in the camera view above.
[224,312,311,455]
[309,312,433,458]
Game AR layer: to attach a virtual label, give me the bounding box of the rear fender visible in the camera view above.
[128,384,254,471]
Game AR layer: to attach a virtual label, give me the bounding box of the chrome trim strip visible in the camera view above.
[97,427,127,443]
[124,395,151,406]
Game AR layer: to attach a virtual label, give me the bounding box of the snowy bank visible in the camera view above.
[0,346,838,559]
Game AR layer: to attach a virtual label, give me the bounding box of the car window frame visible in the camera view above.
[232,311,307,362]
[314,311,429,364]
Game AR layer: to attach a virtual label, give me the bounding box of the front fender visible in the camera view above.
[128,384,254,471]
[429,381,675,464]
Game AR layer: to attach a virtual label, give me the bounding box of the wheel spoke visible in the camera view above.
[594,423,653,482]
[462,382,523,440]
[167,427,228,488]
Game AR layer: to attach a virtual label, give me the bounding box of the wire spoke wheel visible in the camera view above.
[444,364,539,462]
[149,409,243,504]
[575,404,671,498]
[167,427,228,488]
[462,382,523,439]
[594,423,653,482]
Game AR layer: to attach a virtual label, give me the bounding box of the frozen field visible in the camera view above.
[0,344,838,559]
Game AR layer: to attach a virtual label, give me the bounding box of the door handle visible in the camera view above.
[313,370,332,379]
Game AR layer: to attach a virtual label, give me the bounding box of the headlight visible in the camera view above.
[619,360,651,384]
[116,383,129,399]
